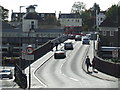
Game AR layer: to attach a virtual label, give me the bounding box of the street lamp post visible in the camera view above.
[28,30,31,90]
[19,6,25,22]
[19,6,25,68]
[27,29,34,90]
[36,40,38,48]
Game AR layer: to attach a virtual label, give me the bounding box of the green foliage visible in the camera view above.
[106,5,120,22]
[81,3,101,31]
[40,15,58,25]
[81,9,95,31]
[46,15,57,24]
[71,1,86,14]
[0,5,9,21]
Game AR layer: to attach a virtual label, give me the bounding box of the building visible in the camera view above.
[2,5,64,58]
[11,6,58,29]
[58,13,82,27]
[96,11,106,28]
[99,17,119,47]
[22,5,39,32]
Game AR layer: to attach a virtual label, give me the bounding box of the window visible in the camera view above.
[110,31,114,36]
[31,21,34,29]
[102,31,106,36]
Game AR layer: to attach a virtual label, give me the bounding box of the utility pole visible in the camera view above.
[19,6,25,68]
[93,8,97,57]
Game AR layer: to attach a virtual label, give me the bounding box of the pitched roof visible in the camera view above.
[99,17,119,27]
[59,13,81,19]
[0,19,14,29]
[24,12,39,19]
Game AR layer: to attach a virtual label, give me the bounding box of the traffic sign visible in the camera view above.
[26,47,34,54]
[25,55,34,60]
[112,49,118,58]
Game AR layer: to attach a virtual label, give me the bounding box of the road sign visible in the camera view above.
[112,49,118,58]
[26,47,34,54]
[25,55,34,60]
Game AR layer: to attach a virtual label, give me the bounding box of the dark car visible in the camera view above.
[75,35,82,41]
[0,69,13,79]
[68,34,75,39]
[64,42,73,50]
[54,49,66,59]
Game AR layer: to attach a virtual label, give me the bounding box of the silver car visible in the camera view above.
[0,69,13,79]
[54,50,66,59]
[82,38,90,45]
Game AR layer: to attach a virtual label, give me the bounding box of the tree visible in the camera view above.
[0,5,9,21]
[81,9,95,31]
[71,1,86,14]
[46,15,57,24]
[106,5,119,23]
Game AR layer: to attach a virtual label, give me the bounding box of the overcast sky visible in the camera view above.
[0,0,119,20]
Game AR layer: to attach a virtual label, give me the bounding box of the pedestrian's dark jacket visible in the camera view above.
[85,57,91,66]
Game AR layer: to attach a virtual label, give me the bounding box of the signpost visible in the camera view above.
[26,47,34,55]
[112,49,118,58]
[25,45,34,89]
[25,46,34,60]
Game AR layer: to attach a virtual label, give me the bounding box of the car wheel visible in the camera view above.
[54,55,56,58]
[9,76,13,79]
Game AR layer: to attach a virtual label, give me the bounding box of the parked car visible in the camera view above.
[0,69,13,79]
[64,42,73,50]
[82,37,90,45]
[75,35,82,41]
[54,49,66,59]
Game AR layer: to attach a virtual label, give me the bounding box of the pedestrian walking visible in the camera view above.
[92,57,95,72]
[55,42,58,50]
[92,57,98,73]
[50,41,53,51]
[85,56,92,72]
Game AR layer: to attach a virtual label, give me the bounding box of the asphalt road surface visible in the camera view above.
[34,39,118,88]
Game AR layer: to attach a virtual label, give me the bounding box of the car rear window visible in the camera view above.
[1,70,10,72]
[83,38,89,40]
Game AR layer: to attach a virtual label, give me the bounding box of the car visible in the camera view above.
[64,42,73,50]
[82,37,90,45]
[75,35,82,41]
[68,34,75,39]
[54,49,66,59]
[86,34,91,40]
[0,69,13,79]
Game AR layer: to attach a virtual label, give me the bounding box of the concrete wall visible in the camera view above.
[94,56,120,78]
[18,35,67,69]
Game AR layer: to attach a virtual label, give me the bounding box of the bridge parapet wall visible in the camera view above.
[94,56,120,78]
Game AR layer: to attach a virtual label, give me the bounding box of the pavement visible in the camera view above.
[82,61,118,82]
[82,40,118,82]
